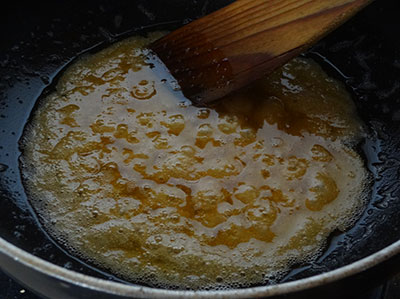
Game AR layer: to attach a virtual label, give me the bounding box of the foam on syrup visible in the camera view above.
[20,32,369,290]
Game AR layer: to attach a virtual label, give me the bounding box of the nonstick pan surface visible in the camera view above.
[0,0,400,298]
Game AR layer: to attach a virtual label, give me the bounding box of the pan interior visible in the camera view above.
[0,0,399,292]
[19,31,369,289]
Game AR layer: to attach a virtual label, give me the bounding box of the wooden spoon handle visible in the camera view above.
[151,0,372,104]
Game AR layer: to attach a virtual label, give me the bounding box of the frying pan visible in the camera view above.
[0,0,400,298]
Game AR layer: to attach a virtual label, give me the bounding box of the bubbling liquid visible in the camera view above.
[20,32,369,290]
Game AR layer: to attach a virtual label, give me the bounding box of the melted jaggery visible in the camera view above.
[20,33,368,289]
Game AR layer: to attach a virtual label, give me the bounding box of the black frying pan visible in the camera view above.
[0,0,400,298]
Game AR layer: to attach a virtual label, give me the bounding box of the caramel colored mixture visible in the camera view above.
[20,33,368,289]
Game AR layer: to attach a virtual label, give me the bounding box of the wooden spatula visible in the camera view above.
[150,0,371,104]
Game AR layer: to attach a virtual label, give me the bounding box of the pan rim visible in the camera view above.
[0,236,399,298]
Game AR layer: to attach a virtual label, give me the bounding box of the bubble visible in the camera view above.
[196,108,210,119]
[154,235,163,242]
[131,80,156,100]
[0,163,8,172]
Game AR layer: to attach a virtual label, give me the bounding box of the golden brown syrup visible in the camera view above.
[20,33,368,289]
